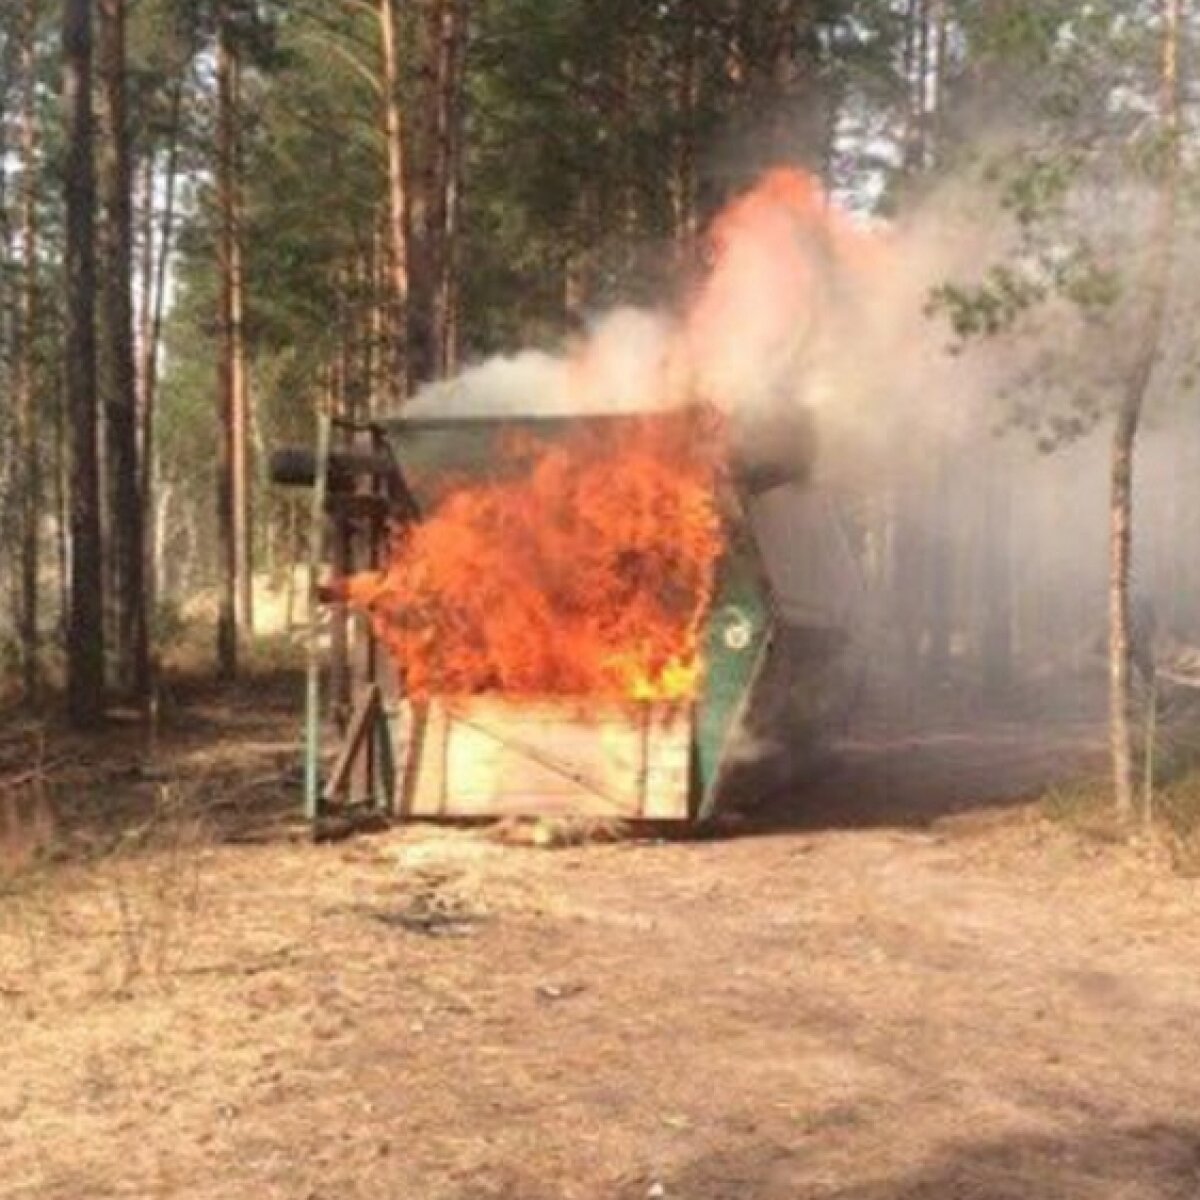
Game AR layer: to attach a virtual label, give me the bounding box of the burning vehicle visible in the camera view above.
[271,168,871,826]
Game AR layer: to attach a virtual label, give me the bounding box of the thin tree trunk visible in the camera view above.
[1109,0,1182,817]
[142,68,185,632]
[230,48,253,637]
[56,380,70,641]
[335,267,352,418]
[359,243,376,415]
[435,0,469,375]
[903,0,930,173]
[670,3,701,261]
[16,0,40,701]
[97,0,148,702]
[980,447,1014,704]
[1110,418,1139,818]
[63,0,105,727]
[379,0,412,400]
[409,0,440,384]
[215,2,239,677]
[925,454,953,684]
[154,480,173,600]
[146,83,183,399]
[0,27,14,388]
[368,212,387,415]
[135,147,155,666]
[136,150,154,433]
[891,473,927,711]
[404,0,468,381]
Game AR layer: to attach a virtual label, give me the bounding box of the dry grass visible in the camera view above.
[1041,775,1129,838]
[2,783,211,1000]
[1039,701,1200,873]
[4,690,1200,1198]
[1157,772,1200,874]
[0,662,302,1008]
[5,787,1200,1200]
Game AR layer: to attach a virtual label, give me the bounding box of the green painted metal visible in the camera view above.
[693,510,773,820]
[304,410,332,823]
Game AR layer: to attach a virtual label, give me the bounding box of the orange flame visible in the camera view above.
[335,168,881,702]
[339,409,725,700]
[686,167,886,408]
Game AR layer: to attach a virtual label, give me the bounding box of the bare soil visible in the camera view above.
[3,681,1200,1200]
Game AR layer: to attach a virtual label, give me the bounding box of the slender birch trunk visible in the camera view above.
[1109,0,1182,817]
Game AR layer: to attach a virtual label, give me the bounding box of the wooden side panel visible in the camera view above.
[397,699,693,820]
[641,721,693,820]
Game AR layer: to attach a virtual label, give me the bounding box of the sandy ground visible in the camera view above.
[2,688,1199,1200]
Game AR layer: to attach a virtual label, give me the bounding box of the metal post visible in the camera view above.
[304,409,332,823]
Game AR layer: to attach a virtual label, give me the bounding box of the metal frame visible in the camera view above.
[305,414,415,827]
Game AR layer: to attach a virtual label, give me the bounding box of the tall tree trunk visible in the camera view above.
[669,2,701,263]
[434,0,469,375]
[407,0,469,382]
[891,472,928,711]
[97,0,148,702]
[408,0,439,384]
[980,447,1014,704]
[902,0,922,172]
[16,0,40,701]
[925,454,953,684]
[368,211,388,415]
[215,2,240,677]
[63,0,105,727]
[141,69,185,631]
[134,147,156,661]
[1109,0,1182,817]
[230,51,253,638]
[154,480,174,600]
[55,379,70,642]
[136,150,154,437]
[1110,418,1139,818]
[379,0,411,401]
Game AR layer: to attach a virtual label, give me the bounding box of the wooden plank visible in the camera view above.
[642,723,694,820]
[325,684,382,803]
[393,702,430,818]
[399,699,694,820]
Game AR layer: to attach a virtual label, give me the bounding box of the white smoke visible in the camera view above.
[398,169,1040,486]
[406,307,677,418]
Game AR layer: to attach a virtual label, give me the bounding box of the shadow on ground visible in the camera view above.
[728,718,1105,835]
[614,1122,1200,1200]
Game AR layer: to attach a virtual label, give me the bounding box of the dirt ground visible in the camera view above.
[3,679,1200,1200]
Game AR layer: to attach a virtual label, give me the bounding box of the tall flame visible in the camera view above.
[686,167,885,414]
[335,168,880,702]
[338,409,725,700]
